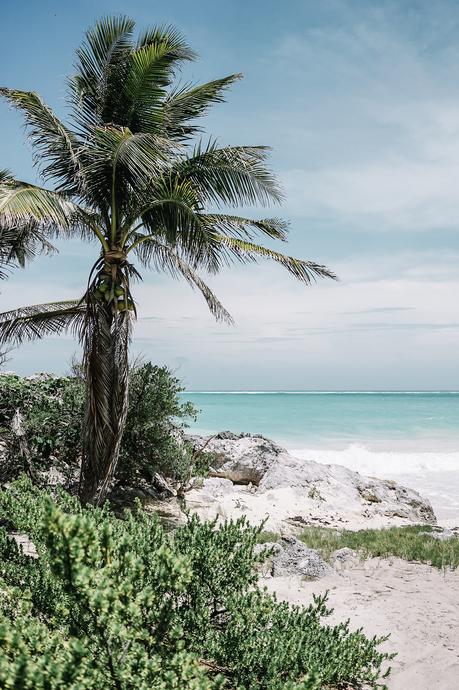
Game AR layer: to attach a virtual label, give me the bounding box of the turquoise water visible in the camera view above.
[181,391,459,451]
[181,391,459,523]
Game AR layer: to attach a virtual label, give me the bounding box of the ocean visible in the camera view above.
[181,391,459,525]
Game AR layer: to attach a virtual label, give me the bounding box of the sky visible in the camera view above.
[1,0,459,389]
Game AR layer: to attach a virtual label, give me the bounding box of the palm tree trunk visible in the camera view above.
[78,304,131,505]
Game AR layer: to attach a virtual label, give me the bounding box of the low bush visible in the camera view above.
[0,363,199,485]
[117,361,198,484]
[0,373,84,482]
[0,478,393,689]
[299,524,459,569]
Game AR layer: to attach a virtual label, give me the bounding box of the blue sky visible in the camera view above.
[2,0,459,389]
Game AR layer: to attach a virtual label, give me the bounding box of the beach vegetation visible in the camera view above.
[0,372,84,483]
[299,524,459,570]
[257,530,281,544]
[0,363,198,486]
[0,477,393,690]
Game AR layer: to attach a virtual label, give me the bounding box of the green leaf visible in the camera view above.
[0,300,85,346]
[0,88,82,191]
[214,235,337,283]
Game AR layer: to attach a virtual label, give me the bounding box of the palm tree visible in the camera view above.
[0,16,335,504]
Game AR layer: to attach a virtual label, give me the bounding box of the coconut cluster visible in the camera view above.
[93,278,135,311]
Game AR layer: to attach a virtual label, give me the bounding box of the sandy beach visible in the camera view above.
[266,557,459,690]
[183,432,459,688]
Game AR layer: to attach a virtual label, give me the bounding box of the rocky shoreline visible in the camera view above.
[138,431,437,535]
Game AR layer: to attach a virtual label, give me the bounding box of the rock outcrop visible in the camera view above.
[199,431,285,485]
[271,537,330,578]
[185,432,436,533]
[254,538,330,579]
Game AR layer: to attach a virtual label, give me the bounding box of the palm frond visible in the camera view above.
[126,175,199,227]
[214,236,337,283]
[0,174,57,276]
[129,176,217,265]
[173,141,284,207]
[119,42,171,132]
[133,237,233,323]
[0,88,82,192]
[120,31,199,133]
[136,24,195,58]
[0,222,55,278]
[0,179,102,242]
[162,75,242,139]
[0,181,77,229]
[0,169,13,184]
[69,15,135,131]
[201,214,289,241]
[84,126,171,213]
[0,300,86,346]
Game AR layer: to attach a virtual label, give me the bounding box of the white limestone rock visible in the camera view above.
[185,433,436,532]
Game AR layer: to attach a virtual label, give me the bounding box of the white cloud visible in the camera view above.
[282,158,459,229]
[4,243,459,387]
[266,12,459,232]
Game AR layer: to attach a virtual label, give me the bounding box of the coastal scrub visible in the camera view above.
[0,477,393,689]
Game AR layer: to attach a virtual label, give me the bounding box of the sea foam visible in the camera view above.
[290,443,459,477]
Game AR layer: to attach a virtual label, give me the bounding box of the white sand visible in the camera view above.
[265,558,459,690]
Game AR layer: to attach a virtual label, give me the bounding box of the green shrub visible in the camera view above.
[0,364,199,485]
[117,361,198,483]
[299,524,459,569]
[0,478,393,689]
[0,373,84,482]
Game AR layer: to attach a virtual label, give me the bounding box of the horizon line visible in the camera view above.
[182,389,459,394]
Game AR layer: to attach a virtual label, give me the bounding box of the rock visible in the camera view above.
[254,541,283,557]
[260,455,435,525]
[253,541,284,578]
[331,547,357,562]
[191,432,284,485]
[271,537,329,578]
[254,538,329,579]
[25,372,59,382]
[151,472,176,498]
[39,464,79,487]
[11,532,37,558]
[358,488,382,503]
[185,477,242,521]
[358,478,436,524]
[41,467,67,486]
[184,433,436,532]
